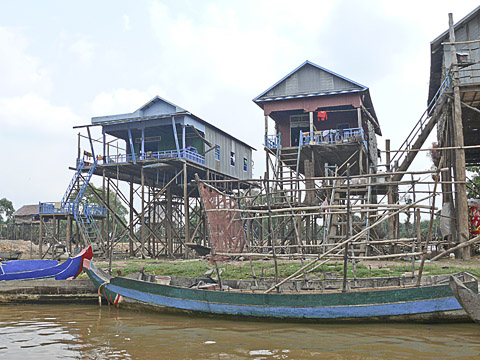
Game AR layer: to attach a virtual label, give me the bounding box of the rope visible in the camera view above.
[97,281,108,306]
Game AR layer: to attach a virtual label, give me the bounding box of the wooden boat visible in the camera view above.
[84,259,478,322]
[0,246,93,281]
[0,250,23,260]
[449,274,480,323]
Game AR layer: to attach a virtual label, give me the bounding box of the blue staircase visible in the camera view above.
[61,159,85,204]
[72,159,105,246]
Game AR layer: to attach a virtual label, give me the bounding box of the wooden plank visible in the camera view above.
[449,13,470,258]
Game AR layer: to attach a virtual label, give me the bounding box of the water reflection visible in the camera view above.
[0,304,479,359]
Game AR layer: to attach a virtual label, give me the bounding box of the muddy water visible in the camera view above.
[1,304,480,359]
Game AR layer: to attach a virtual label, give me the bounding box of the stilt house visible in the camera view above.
[254,60,381,176]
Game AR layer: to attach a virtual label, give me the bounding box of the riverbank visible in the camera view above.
[87,256,480,281]
[3,239,480,281]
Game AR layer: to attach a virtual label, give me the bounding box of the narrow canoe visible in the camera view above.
[84,259,477,322]
[449,274,480,323]
[0,246,93,281]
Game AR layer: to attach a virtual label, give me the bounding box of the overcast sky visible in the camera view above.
[1,0,479,210]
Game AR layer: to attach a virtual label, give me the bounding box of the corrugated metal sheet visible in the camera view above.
[253,61,366,103]
[205,127,252,179]
[93,96,255,151]
[429,8,480,101]
[443,13,480,86]
[264,64,362,99]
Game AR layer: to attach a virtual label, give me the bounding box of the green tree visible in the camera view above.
[0,198,15,224]
[467,166,480,198]
[71,184,129,241]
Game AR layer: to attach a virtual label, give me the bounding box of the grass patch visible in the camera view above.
[88,259,480,280]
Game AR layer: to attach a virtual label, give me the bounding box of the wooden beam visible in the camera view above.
[449,13,470,259]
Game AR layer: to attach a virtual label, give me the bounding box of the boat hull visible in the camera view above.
[84,260,476,322]
[450,275,480,323]
[0,247,93,281]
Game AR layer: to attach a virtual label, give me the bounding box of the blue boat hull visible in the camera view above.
[85,260,475,322]
[0,247,93,281]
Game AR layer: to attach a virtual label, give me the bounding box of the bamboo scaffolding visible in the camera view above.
[200,168,449,184]
[430,234,480,261]
[263,193,434,293]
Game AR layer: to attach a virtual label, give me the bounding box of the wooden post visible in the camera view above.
[386,140,395,243]
[30,223,33,259]
[66,215,71,254]
[417,159,442,286]
[167,183,173,257]
[357,107,362,129]
[152,187,156,258]
[385,139,391,172]
[449,13,470,259]
[359,147,364,175]
[77,132,81,160]
[129,177,134,257]
[105,176,110,257]
[297,215,302,254]
[52,215,57,259]
[342,164,351,293]
[183,161,190,258]
[265,115,269,180]
[38,217,43,259]
[102,168,106,250]
[141,167,145,258]
[264,178,280,292]
[309,111,314,136]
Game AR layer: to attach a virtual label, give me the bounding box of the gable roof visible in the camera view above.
[13,205,39,217]
[253,60,368,103]
[137,95,186,114]
[253,60,381,135]
[92,96,256,150]
[428,6,480,103]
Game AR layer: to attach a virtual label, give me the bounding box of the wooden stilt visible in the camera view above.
[449,13,469,259]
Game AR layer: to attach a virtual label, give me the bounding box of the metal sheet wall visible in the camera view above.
[443,13,480,86]
[266,64,362,98]
[204,127,253,179]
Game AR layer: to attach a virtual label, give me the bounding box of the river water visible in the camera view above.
[0,304,479,359]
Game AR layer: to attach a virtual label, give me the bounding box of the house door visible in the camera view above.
[290,114,309,146]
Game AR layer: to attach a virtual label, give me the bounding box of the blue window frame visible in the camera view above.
[215,145,220,161]
[230,152,235,166]
[243,157,247,172]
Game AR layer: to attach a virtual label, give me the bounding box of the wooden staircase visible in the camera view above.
[391,73,451,182]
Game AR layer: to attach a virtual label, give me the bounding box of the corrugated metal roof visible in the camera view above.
[91,97,256,150]
[428,6,480,103]
[257,88,365,103]
[253,60,368,103]
[430,5,480,48]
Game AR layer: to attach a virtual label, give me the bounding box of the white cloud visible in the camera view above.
[91,87,166,116]
[123,15,132,31]
[0,93,79,133]
[69,37,95,64]
[0,94,80,208]
[0,27,52,97]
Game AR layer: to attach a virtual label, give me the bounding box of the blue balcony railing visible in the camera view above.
[39,201,76,215]
[300,127,367,149]
[102,148,205,166]
[84,203,107,217]
[39,201,106,217]
[265,134,281,149]
[180,148,206,165]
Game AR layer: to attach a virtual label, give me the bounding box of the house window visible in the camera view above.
[215,145,220,161]
[243,157,248,172]
[230,152,235,166]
